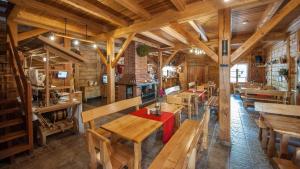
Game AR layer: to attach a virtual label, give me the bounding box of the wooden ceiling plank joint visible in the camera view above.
[160,26,188,45]
[112,0,151,20]
[188,20,208,42]
[140,31,175,47]
[170,0,186,11]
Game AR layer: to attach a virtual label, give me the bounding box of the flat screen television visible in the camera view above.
[57,71,68,79]
[102,74,108,84]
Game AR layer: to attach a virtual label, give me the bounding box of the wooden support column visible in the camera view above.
[44,50,50,106]
[218,8,231,144]
[158,51,163,89]
[107,37,115,103]
[286,36,292,103]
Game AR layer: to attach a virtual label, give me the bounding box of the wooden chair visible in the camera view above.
[272,148,300,169]
[81,96,142,138]
[167,95,192,119]
[87,129,134,169]
[243,89,289,107]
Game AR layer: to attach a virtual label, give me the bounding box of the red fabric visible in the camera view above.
[130,108,175,144]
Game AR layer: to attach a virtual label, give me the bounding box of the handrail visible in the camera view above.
[7,25,33,149]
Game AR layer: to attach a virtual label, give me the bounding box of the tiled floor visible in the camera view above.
[0,96,274,169]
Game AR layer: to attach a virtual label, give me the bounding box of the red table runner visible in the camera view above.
[130,108,174,144]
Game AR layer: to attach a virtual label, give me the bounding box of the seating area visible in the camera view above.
[1,0,300,169]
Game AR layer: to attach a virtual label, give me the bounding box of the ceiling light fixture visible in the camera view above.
[49,34,55,41]
[224,0,230,2]
[73,40,79,46]
[43,57,47,62]
[93,44,97,49]
[189,47,205,56]
[242,20,249,25]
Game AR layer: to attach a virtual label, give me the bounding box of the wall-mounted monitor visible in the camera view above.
[102,74,108,84]
[57,71,68,79]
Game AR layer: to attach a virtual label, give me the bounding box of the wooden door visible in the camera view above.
[188,66,205,85]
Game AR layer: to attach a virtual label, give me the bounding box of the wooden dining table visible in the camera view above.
[146,102,184,128]
[101,114,162,169]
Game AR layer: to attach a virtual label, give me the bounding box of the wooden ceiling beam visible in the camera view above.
[112,0,151,20]
[140,31,175,47]
[18,28,48,42]
[160,26,188,45]
[93,0,273,39]
[97,48,108,66]
[231,0,300,63]
[170,0,185,11]
[133,37,160,48]
[14,10,96,37]
[163,50,179,67]
[188,20,208,42]
[59,0,129,27]
[171,22,218,62]
[112,33,136,67]
[257,0,284,29]
[9,0,110,32]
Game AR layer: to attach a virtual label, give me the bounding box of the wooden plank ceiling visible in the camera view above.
[9,0,300,60]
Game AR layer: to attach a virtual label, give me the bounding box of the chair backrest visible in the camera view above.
[165,85,181,95]
[87,129,112,169]
[166,95,184,105]
[188,82,196,89]
[82,96,142,129]
[196,85,205,91]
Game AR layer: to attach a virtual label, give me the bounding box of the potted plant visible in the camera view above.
[136,44,150,57]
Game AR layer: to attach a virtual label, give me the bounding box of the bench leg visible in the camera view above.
[261,128,268,150]
[258,128,262,141]
[279,134,289,158]
[267,129,276,157]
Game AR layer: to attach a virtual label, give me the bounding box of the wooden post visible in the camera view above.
[159,50,163,89]
[45,50,50,106]
[7,21,18,47]
[107,37,115,103]
[286,36,292,103]
[184,55,188,90]
[218,8,231,144]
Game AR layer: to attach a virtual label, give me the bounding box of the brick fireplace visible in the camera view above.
[116,42,157,103]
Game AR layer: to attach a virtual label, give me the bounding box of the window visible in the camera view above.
[230,64,248,83]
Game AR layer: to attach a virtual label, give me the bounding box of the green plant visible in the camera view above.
[279,68,288,76]
[136,44,150,57]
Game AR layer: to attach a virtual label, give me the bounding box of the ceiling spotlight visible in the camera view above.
[189,48,193,53]
[49,34,55,41]
[93,44,97,49]
[43,57,47,62]
[73,40,79,45]
[224,0,230,2]
[242,20,249,25]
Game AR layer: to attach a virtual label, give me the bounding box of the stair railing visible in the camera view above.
[7,25,33,150]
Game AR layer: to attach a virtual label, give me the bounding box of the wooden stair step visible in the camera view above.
[0,130,27,143]
[0,107,20,116]
[0,118,23,128]
[0,143,30,160]
[0,99,18,105]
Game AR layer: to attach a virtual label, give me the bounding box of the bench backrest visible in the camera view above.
[245,89,288,97]
[82,96,142,129]
[148,119,204,169]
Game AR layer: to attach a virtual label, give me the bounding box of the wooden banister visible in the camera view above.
[7,24,33,151]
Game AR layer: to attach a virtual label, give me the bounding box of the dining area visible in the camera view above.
[81,82,215,169]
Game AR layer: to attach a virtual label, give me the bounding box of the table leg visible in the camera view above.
[267,129,276,157]
[261,128,268,150]
[134,142,142,169]
[202,109,210,150]
[279,134,289,158]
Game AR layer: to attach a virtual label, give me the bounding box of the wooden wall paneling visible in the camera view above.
[107,37,115,103]
[218,8,231,144]
[188,65,205,85]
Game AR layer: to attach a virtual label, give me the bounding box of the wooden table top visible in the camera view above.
[255,102,300,117]
[146,102,184,114]
[148,120,200,169]
[101,115,162,143]
[262,114,300,138]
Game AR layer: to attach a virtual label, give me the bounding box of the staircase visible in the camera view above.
[0,1,33,161]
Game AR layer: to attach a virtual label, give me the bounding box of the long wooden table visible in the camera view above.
[255,102,300,157]
[101,115,162,169]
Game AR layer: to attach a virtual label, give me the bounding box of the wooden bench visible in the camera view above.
[148,119,204,169]
[165,85,181,95]
[167,94,192,119]
[243,89,289,107]
[272,148,300,169]
[81,96,142,137]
